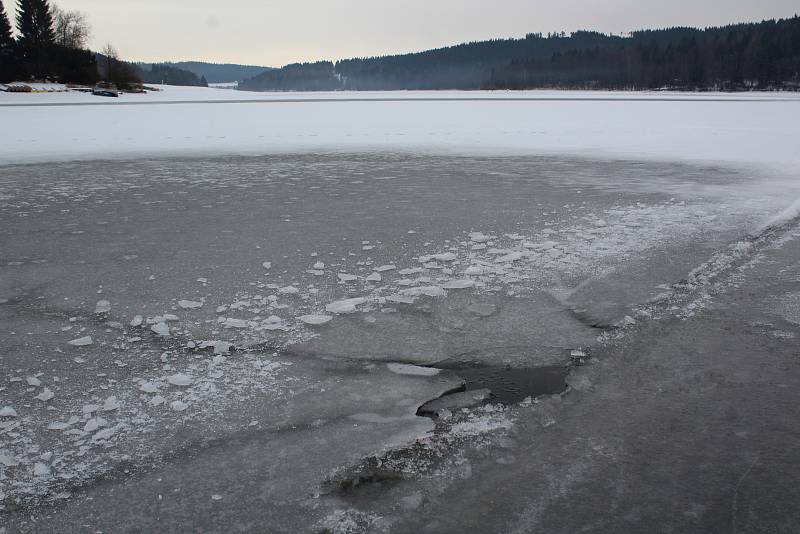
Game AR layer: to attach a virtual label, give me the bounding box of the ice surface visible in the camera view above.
[2,88,800,174]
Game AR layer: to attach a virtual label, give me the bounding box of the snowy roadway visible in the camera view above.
[1,88,800,532]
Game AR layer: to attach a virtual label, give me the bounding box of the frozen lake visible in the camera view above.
[2,91,800,532]
[2,148,800,532]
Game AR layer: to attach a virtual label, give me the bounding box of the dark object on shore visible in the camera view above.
[92,82,119,97]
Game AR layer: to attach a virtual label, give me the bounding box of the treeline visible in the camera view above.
[239,16,800,91]
[0,0,206,88]
[0,0,98,84]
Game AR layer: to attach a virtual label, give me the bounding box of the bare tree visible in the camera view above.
[52,5,91,50]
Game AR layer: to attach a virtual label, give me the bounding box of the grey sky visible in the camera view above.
[6,0,799,66]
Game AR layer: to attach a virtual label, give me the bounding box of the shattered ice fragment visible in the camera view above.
[94,300,111,314]
[68,336,93,346]
[35,388,55,402]
[313,262,325,270]
[0,450,19,467]
[374,264,396,272]
[419,252,456,263]
[468,232,495,243]
[325,298,366,314]
[299,314,333,326]
[262,261,272,269]
[167,373,192,387]
[386,363,441,376]
[622,315,637,326]
[139,382,158,394]
[170,400,189,412]
[150,395,166,406]
[399,286,446,298]
[0,406,18,418]
[130,315,143,327]
[366,273,382,282]
[91,427,117,442]
[151,322,170,336]
[34,463,51,477]
[337,273,358,282]
[278,286,300,295]
[211,494,223,501]
[84,418,102,432]
[442,280,475,290]
[26,376,42,387]
[82,404,100,414]
[102,396,121,411]
[223,318,249,329]
[178,300,203,309]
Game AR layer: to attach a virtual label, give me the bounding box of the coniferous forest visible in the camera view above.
[239,16,800,91]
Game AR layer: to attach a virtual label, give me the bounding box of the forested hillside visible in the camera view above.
[239,16,800,91]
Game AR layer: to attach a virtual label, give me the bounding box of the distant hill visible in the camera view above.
[137,61,273,83]
[239,16,800,92]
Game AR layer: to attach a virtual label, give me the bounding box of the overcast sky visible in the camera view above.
[7,0,799,66]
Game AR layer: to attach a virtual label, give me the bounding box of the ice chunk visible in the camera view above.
[313,262,325,269]
[91,427,117,442]
[399,267,423,276]
[151,322,170,336]
[419,252,457,263]
[35,388,55,402]
[26,376,42,387]
[386,294,416,304]
[130,315,143,327]
[223,318,248,329]
[68,336,93,346]
[170,400,189,412]
[374,264,396,272]
[278,286,300,295]
[337,273,358,282]
[150,395,166,406]
[0,406,18,418]
[262,261,272,269]
[299,314,333,325]
[366,272,382,282]
[102,396,121,411]
[94,300,111,314]
[167,373,192,387]
[178,300,203,309]
[442,280,475,289]
[325,298,366,314]
[386,363,441,376]
[399,286,446,298]
[0,450,19,467]
[34,463,51,477]
[469,232,495,243]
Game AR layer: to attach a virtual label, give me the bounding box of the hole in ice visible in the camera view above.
[416,364,569,418]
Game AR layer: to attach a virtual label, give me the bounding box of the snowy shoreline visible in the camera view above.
[2,86,800,172]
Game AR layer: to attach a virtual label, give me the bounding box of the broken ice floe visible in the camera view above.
[299,314,333,325]
[68,336,93,346]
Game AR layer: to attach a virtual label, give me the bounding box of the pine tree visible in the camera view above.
[0,1,14,47]
[15,0,54,77]
[199,74,208,87]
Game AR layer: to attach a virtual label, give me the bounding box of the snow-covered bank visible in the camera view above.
[1,86,799,171]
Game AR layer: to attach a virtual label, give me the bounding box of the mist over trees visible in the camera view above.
[240,16,800,92]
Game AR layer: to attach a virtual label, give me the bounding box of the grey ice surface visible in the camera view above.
[1,153,799,532]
